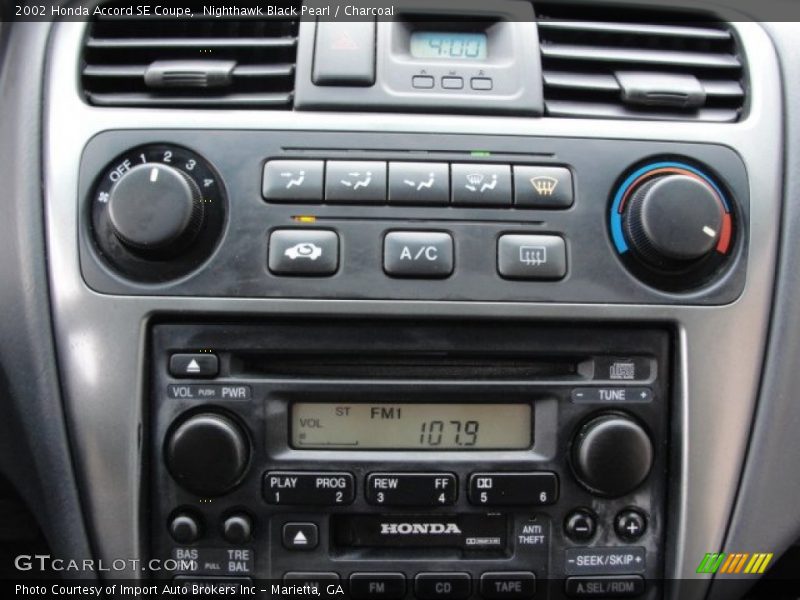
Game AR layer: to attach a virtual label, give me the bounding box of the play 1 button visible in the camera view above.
[282,523,319,551]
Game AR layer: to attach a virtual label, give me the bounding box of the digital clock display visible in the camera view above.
[410,31,488,61]
[291,403,531,450]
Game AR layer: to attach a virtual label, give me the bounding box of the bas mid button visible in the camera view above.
[480,572,536,599]
[384,231,454,279]
[415,573,471,600]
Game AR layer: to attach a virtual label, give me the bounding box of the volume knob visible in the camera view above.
[571,413,653,498]
[107,162,204,256]
[165,412,250,496]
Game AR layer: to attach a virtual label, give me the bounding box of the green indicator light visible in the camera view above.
[471,151,491,157]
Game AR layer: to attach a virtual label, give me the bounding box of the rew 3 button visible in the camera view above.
[269,229,339,276]
[384,232,454,279]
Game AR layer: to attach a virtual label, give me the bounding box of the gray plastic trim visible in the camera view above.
[45,18,780,600]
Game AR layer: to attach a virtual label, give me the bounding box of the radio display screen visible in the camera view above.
[291,403,531,450]
[409,31,488,60]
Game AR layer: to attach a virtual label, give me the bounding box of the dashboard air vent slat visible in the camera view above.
[81,3,299,109]
[536,5,746,122]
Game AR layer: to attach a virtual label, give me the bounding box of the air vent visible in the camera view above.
[81,3,299,108]
[536,5,745,122]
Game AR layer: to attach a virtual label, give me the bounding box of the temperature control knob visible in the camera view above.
[165,412,250,496]
[571,413,653,498]
[623,173,723,267]
[610,161,735,291]
[108,163,203,255]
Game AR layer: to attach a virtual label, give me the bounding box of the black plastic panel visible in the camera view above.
[149,321,671,598]
[79,131,749,304]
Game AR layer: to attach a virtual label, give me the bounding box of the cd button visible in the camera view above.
[349,573,406,599]
[415,573,471,600]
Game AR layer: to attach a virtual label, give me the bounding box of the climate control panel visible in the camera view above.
[80,131,748,302]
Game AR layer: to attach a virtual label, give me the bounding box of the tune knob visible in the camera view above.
[165,412,250,496]
[107,162,204,255]
[623,173,724,268]
[571,413,653,498]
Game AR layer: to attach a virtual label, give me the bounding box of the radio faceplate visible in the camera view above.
[149,321,670,599]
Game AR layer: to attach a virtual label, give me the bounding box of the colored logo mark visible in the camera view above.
[697,552,773,575]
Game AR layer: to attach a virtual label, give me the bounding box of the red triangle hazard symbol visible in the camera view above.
[332,30,359,51]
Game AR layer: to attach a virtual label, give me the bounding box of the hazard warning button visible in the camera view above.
[312,21,376,86]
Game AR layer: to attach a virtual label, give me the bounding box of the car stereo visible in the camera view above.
[148,320,670,599]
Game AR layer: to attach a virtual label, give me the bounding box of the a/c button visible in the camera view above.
[384,231,454,279]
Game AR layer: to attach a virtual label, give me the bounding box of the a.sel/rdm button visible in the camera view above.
[384,231,454,278]
[268,229,338,276]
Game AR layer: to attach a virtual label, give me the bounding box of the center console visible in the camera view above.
[42,6,782,600]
